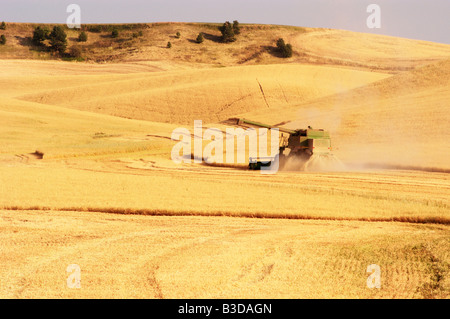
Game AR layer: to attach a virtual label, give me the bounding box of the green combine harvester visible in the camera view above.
[235,118,333,170]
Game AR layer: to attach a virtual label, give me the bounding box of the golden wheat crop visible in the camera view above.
[0,24,449,299]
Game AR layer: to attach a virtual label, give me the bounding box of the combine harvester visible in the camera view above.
[235,118,344,171]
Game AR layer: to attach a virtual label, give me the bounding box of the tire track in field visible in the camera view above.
[5,230,166,298]
[1,213,248,298]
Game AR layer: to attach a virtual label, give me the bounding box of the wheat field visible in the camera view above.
[0,24,449,299]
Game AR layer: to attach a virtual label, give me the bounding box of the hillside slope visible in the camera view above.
[1,23,450,71]
[10,61,388,125]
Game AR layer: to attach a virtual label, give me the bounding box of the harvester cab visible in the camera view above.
[235,118,333,170]
[283,127,332,157]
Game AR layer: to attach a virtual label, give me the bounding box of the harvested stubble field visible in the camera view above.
[0,23,449,299]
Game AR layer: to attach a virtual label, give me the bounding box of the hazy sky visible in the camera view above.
[2,0,449,44]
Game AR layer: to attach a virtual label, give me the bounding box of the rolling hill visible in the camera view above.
[2,22,450,70]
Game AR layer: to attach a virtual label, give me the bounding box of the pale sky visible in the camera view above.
[2,0,449,44]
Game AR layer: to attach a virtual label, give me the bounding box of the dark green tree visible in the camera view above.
[167,41,172,48]
[196,32,204,44]
[0,21,6,30]
[175,32,181,39]
[78,31,88,42]
[284,43,293,58]
[111,29,119,38]
[276,38,286,50]
[276,38,293,58]
[49,26,67,53]
[232,20,240,35]
[32,26,50,45]
[0,35,6,45]
[218,21,236,43]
